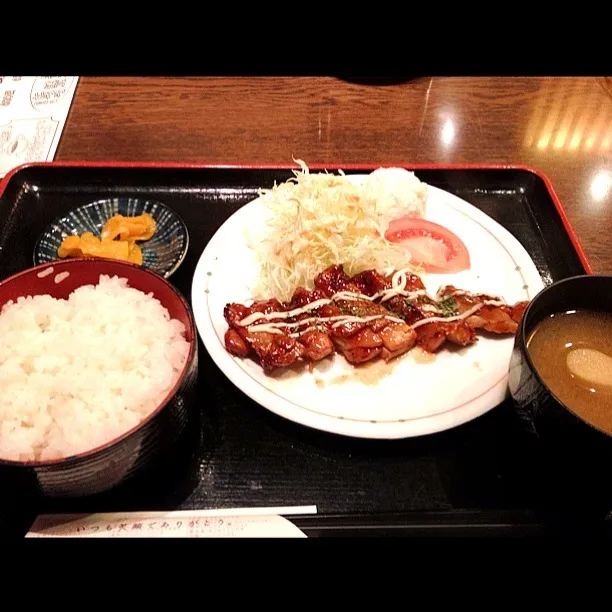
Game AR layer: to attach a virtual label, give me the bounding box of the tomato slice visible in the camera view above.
[385,216,471,273]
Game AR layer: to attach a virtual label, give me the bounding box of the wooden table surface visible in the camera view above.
[56,76,612,273]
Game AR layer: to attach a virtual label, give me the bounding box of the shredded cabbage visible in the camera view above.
[248,160,428,303]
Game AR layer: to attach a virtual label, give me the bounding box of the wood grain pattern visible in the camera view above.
[57,76,612,272]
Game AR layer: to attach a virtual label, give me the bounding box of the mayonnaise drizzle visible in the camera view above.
[436,286,507,304]
[331,314,404,328]
[237,267,423,327]
[246,313,405,335]
[410,300,507,329]
[238,298,331,326]
[420,303,442,314]
[236,267,508,336]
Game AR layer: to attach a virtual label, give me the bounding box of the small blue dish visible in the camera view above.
[34,197,189,278]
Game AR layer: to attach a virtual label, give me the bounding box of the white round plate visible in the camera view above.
[191,176,544,439]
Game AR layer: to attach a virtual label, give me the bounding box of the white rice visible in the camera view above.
[0,274,191,462]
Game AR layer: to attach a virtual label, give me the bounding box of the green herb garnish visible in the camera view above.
[437,296,459,317]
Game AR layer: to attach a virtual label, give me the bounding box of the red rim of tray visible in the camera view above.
[0,160,593,275]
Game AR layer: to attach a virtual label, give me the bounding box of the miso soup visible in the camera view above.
[527,309,612,435]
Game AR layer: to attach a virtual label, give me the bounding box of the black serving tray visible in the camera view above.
[0,162,604,538]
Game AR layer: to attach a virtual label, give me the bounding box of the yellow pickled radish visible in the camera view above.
[127,241,143,265]
[100,216,131,241]
[98,237,130,261]
[57,212,156,266]
[133,213,156,241]
[57,235,85,258]
[101,213,156,241]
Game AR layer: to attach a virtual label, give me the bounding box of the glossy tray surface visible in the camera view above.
[0,163,596,537]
